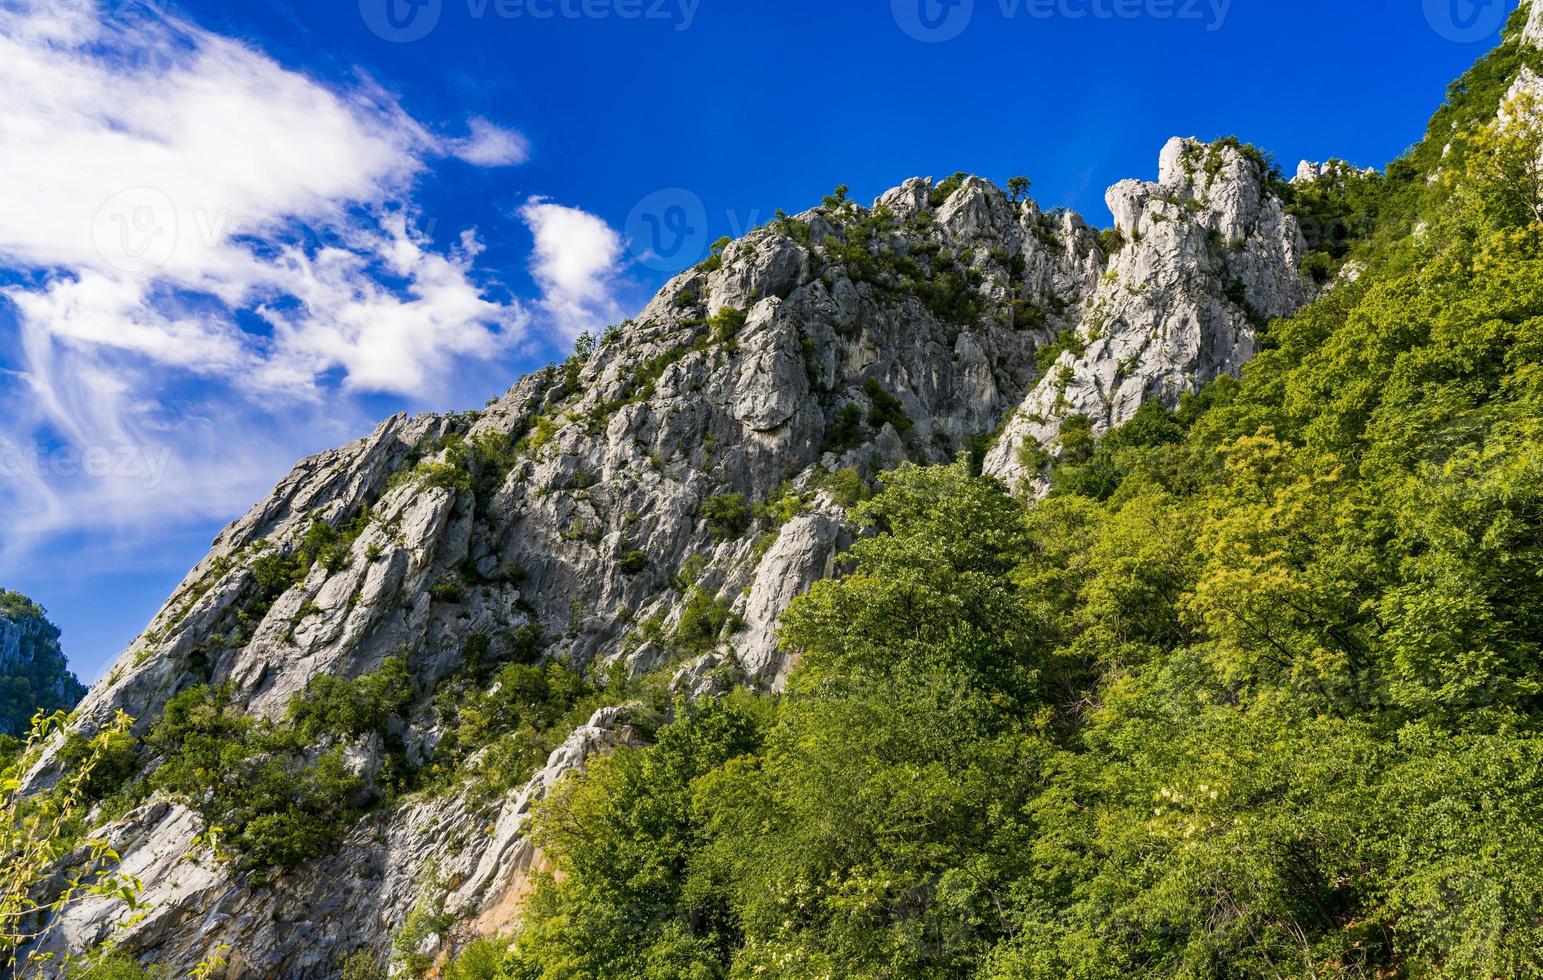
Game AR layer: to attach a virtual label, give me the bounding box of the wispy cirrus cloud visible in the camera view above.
[0,0,628,580]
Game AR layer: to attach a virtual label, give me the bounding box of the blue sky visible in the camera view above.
[0,0,1519,682]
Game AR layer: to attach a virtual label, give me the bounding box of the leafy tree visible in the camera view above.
[503,695,770,979]
[1449,89,1543,228]
[2,712,142,975]
[822,184,851,208]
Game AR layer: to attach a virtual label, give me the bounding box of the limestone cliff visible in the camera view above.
[24,138,1323,976]
[982,137,1315,493]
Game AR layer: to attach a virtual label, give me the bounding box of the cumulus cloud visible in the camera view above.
[449,118,533,167]
[521,197,628,341]
[0,0,627,580]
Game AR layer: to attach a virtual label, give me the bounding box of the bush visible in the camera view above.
[1301,250,1337,284]
[146,668,419,870]
[617,550,650,575]
[440,660,620,800]
[1054,413,1096,466]
[56,726,140,800]
[755,482,807,527]
[442,938,509,980]
[1034,328,1088,374]
[697,236,732,273]
[863,378,913,433]
[428,577,465,604]
[287,658,414,741]
[820,467,870,509]
[338,950,387,980]
[822,403,866,454]
[1017,435,1052,472]
[700,493,750,539]
[673,589,742,654]
[62,952,156,979]
[930,170,969,206]
[709,306,747,344]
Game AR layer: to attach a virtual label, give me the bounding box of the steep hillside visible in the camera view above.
[458,6,1543,978]
[13,138,1317,976]
[8,3,1542,974]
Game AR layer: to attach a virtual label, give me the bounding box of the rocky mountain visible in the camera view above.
[10,3,1541,975]
[18,132,1324,976]
[0,591,85,738]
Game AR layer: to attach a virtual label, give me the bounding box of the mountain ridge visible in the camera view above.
[24,134,1320,976]
[13,5,1543,969]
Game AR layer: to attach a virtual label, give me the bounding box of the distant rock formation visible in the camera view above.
[0,591,86,737]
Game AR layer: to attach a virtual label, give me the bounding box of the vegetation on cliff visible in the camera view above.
[462,16,1543,978]
[0,591,85,743]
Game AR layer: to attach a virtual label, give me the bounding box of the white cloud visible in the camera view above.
[0,0,628,581]
[450,118,533,167]
[0,0,526,399]
[0,4,428,277]
[521,197,628,341]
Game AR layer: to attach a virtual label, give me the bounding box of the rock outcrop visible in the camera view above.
[0,592,85,736]
[40,706,641,977]
[982,137,1316,494]
[25,136,1323,977]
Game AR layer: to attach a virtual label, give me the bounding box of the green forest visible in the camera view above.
[454,15,1543,980]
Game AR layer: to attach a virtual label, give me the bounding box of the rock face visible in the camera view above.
[1527,0,1542,48]
[27,137,1321,977]
[982,138,1316,494]
[0,591,85,736]
[38,706,641,978]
